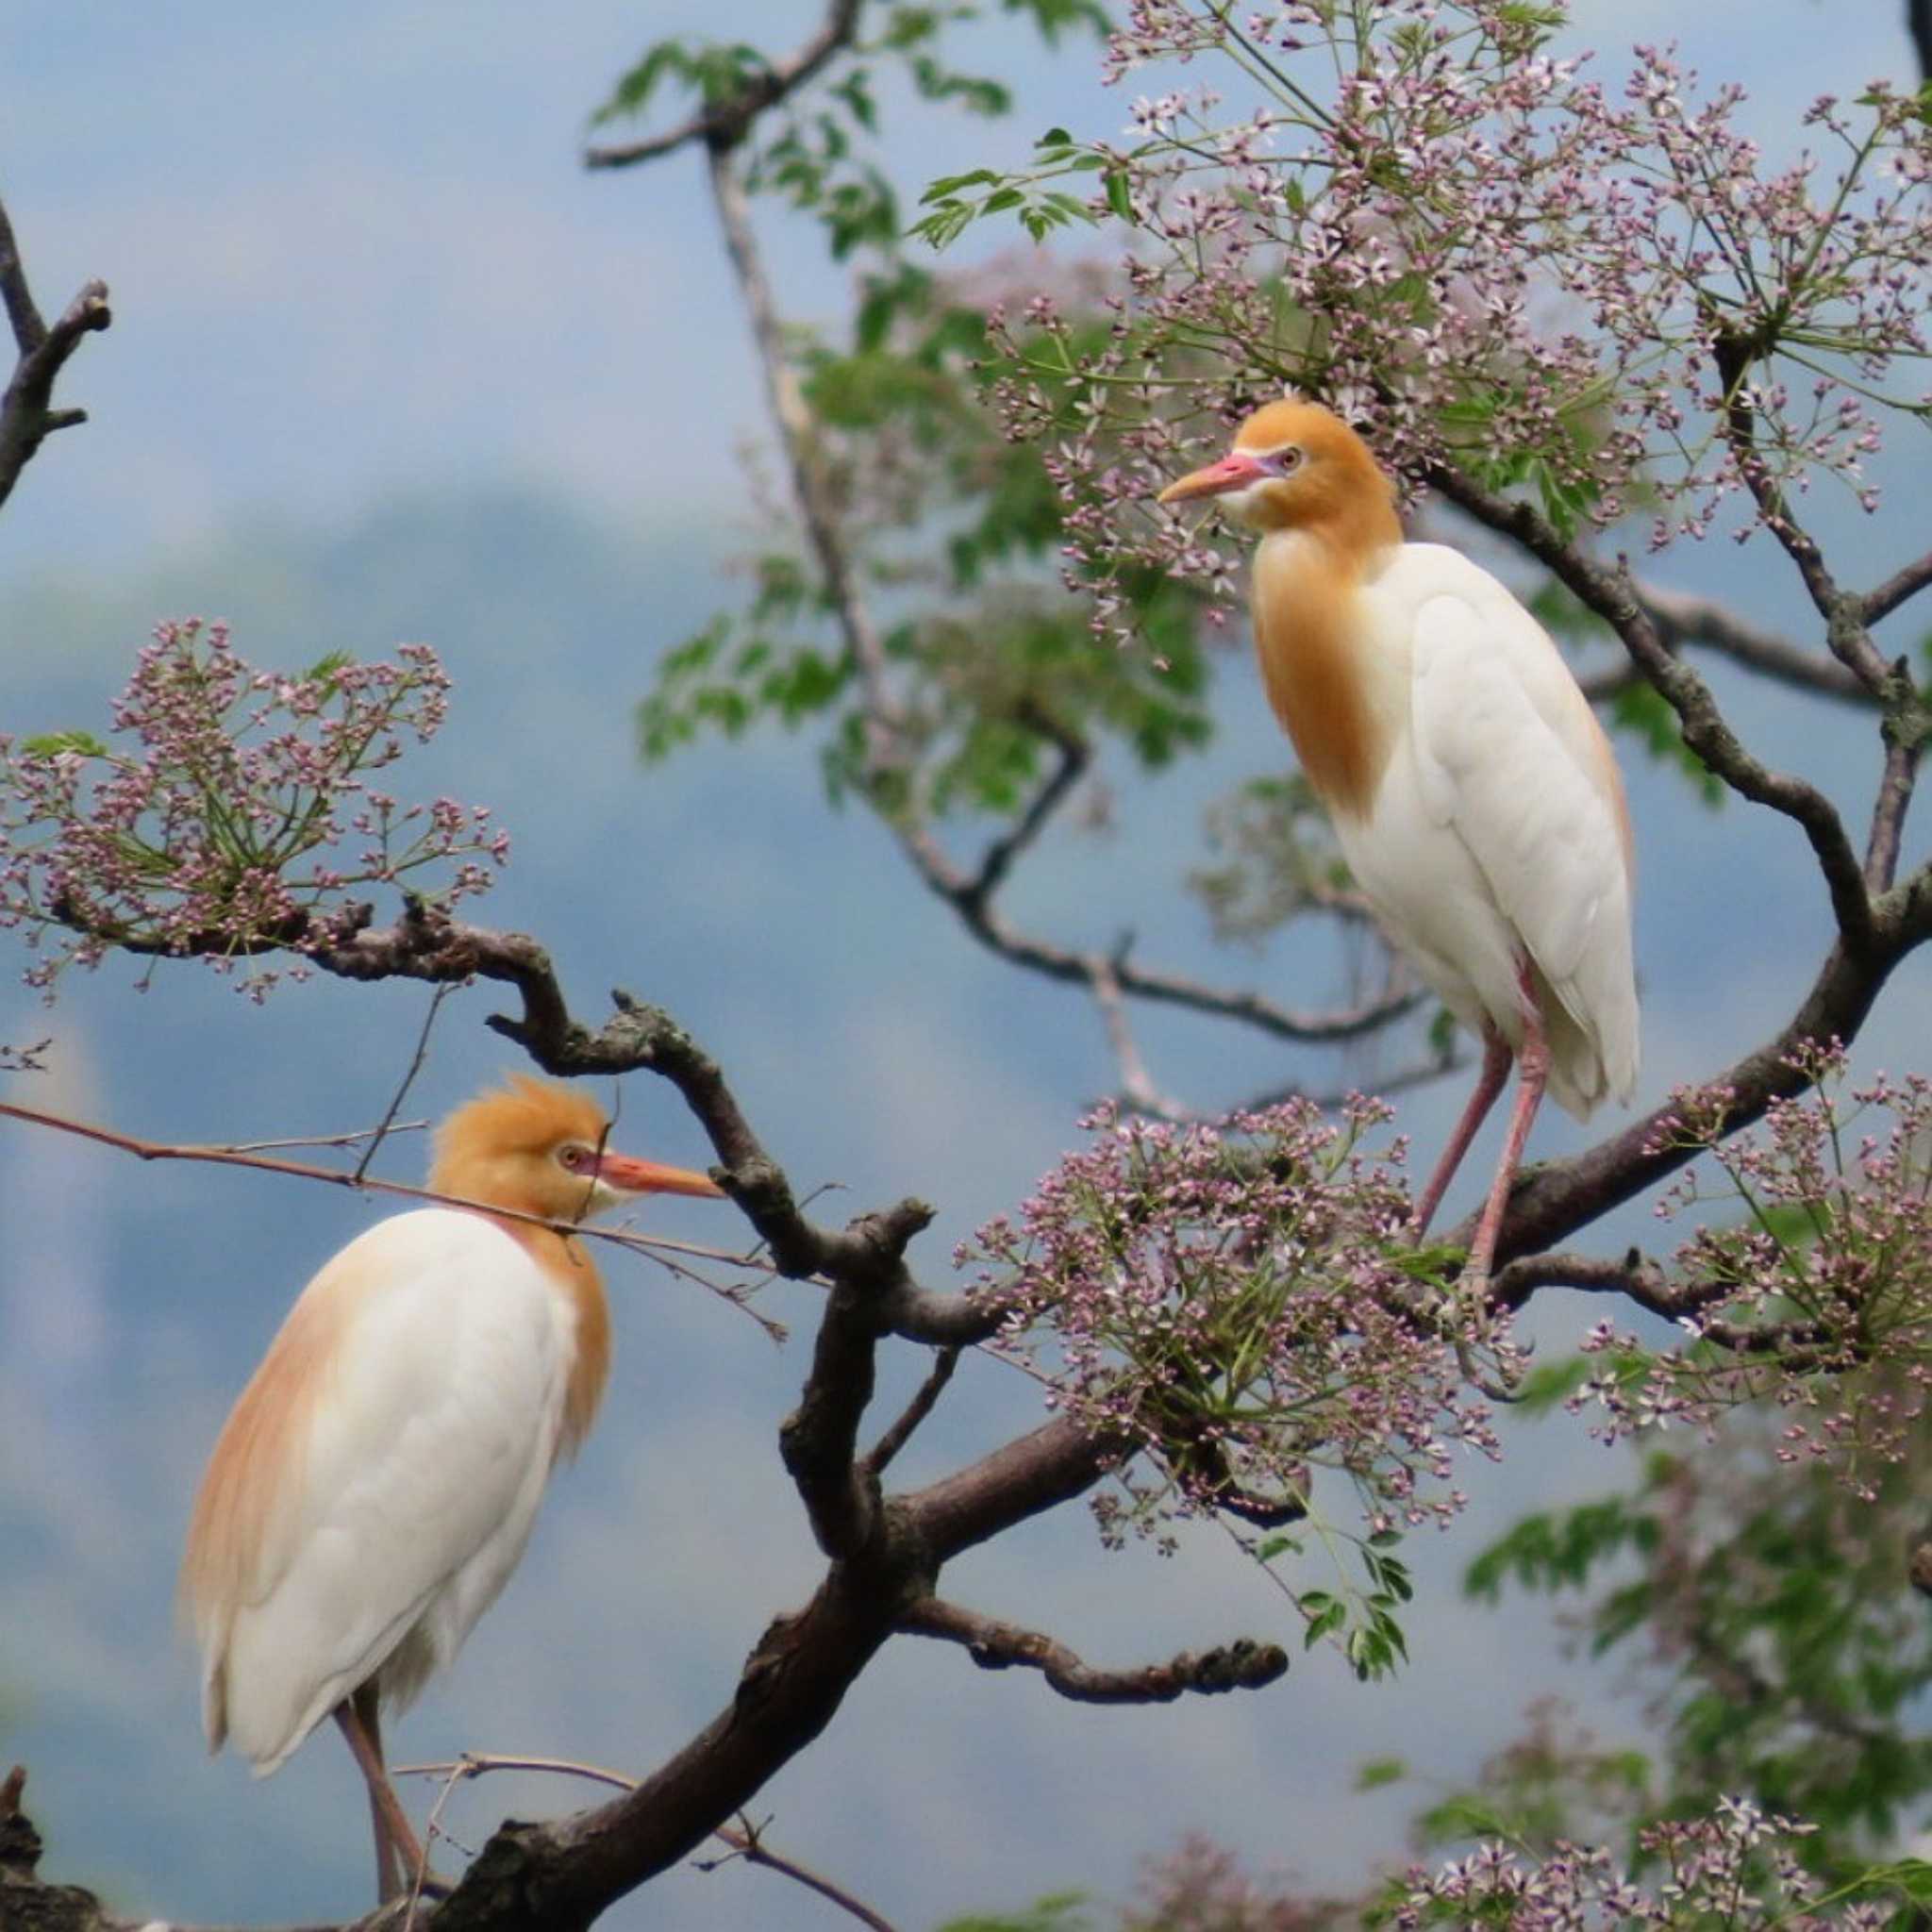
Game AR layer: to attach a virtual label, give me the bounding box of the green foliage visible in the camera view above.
[937,1893,1095,1932]
[591,39,769,124]
[1461,1417,1932,1875]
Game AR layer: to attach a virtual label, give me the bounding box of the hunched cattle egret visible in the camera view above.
[181,1074,724,1902]
[1158,399,1637,1283]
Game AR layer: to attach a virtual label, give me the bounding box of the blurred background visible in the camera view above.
[1,4,1926,1926]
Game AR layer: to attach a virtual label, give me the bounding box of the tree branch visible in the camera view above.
[647,40,1421,1070]
[583,0,864,170]
[1634,582,1873,707]
[862,1345,962,1477]
[898,1597,1289,1704]
[0,194,110,512]
[1861,547,1932,626]
[395,1756,900,1932]
[700,132,908,774]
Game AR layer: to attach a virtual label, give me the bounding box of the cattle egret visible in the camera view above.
[181,1074,724,1901]
[1159,400,1637,1283]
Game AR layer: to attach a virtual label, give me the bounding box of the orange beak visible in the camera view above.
[593,1152,726,1199]
[1157,449,1268,505]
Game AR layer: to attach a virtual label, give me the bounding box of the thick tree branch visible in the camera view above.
[898,1597,1289,1704]
[0,195,110,512]
[583,0,863,170]
[395,1756,900,1932]
[907,1415,1129,1562]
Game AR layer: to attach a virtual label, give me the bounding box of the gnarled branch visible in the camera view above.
[899,1597,1290,1704]
[0,194,110,512]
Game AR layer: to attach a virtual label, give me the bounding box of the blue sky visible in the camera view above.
[1,4,1928,1929]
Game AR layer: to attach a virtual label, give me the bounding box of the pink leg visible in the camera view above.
[335,1684,422,1904]
[1462,974,1553,1286]
[1412,1026,1513,1236]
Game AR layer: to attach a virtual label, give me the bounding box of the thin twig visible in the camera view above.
[355,982,452,1181]
[703,137,907,773]
[393,1754,898,1932]
[1086,952,1192,1119]
[862,1345,961,1476]
[1865,724,1923,895]
[0,1096,781,1337]
[221,1121,429,1155]
[1863,548,1932,626]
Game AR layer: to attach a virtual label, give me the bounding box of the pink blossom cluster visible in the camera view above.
[1395,1797,1895,1928]
[960,1097,1518,1544]
[0,621,508,1001]
[979,0,1930,643]
[1579,1043,1932,1497]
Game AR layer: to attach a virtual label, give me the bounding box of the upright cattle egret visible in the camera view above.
[1158,400,1637,1282]
[181,1074,724,1901]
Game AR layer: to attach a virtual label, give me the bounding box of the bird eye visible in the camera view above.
[1272,445,1305,474]
[557,1144,590,1173]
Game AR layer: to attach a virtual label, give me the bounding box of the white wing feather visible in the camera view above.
[215,1209,571,1773]
[1397,547,1638,1113]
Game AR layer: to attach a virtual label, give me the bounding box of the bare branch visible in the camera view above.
[899,1596,1289,1704]
[1635,582,1872,706]
[0,194,110,511]
[862,1345,962,1476]
[0,1094,784,1340]
[701,135,907,774]
[957,708,1091,912]
[1088,951,1193,1119]
[354,982,451,1181]
[902,814,1427,1043]
[1863,548,1932,626]
[1491,1246,1691,1318]
[1866,724,1923,894]
[583,0,863,170]
[908,1415,1128,1562]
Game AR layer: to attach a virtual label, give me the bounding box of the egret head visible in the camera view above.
[1158,399,1398,545]
[430,1074,724,1222]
